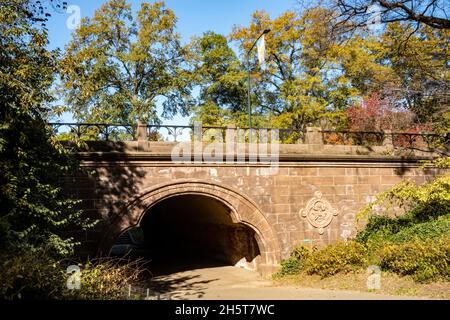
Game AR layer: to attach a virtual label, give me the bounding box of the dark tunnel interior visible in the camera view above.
[111,195,260,275]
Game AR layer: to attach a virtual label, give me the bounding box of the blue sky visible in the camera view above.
[45,0,298,124]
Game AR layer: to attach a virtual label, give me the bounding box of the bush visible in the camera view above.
[276,238,450,283]
[276,242,368,278]
[356,157,450,274]
[357,214,450,245]
[70,258,150,300]
[277,257,302,276]
[303,242,368,277]
[390,215,450,243]
[379,237,450,282]
[358,159,450,229]
[0,249,150,300]
[0,249,66,300]
[276,246,311,276]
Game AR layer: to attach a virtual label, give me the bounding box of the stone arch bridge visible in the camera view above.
[58,125,444,275]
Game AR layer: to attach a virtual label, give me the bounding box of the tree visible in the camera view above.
[334,22,449,131]
[60,0,192,124]
[380,23,450,127]
[27,0,68,27]
[345,94,417,132]
[230,8,360,131]
[0,0,93,257]
[295,2,449,131]
[191,6,448,134]
[334,0,450,30]
[187,31,248,126]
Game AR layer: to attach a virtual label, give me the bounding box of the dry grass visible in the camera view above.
[273,272,450,299]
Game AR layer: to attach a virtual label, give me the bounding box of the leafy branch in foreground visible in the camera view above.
[0,0,96,257]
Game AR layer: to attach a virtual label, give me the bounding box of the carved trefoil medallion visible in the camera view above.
[300,191,338,235]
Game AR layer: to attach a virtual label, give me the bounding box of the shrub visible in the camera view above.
[276,242,369,278]
[0,249,66,300]
[276,246,311,276]
[357,157,450,247]
[356,215,410,244]
[303,241,368,277]
[0,249,150,300]
[379,237,450,282]
[389,215,450,243]
[276,237,449,283]
[357,214,450,245]
[277,257,302,276]
[69,258,150,300]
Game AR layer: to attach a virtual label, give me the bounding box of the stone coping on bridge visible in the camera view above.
[71,140,439,163]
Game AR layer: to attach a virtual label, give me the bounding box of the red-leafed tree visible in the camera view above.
[345,94,430,132]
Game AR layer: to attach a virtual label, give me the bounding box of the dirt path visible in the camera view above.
[148,266,429,300]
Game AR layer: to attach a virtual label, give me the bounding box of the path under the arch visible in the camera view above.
[146,263,428,300]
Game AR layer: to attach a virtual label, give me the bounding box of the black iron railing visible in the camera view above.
[146,125,228,142]
[49,123,135,141]
[391,132,450,151]
[49,123,302,143]
[321,129,449,152]
[49,123,448,152]
[321,130,385,146]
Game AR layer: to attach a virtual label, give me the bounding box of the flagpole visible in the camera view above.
[246,29,271,142]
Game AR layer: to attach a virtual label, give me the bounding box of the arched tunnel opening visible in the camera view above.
[110,195,261,276]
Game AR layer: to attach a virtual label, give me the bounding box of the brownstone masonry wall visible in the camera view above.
[63,139,440,275]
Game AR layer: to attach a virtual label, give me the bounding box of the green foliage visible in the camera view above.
[421,156,450,169]
[0,117,96,257]
[390,215,450,243]
[188,6,449,132]
[0,249,66,300]
[0,0,57,116]
[277,237,450,283]
[381,23,450,125]
[230,8,355,131]
[379,237,450,282]
[69,258,150,300]
[277,257,302,276]
[60,0,192,124]
[360,159,449,219]
[352,158,450,282]
[303,242,368,277]
[0,0,95,257]
[277,242,367,278]
[276,246,311,276]
[358,157,450,246]
[357,214,450,245]
[0,249,149,300]
[188,31,247,126]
